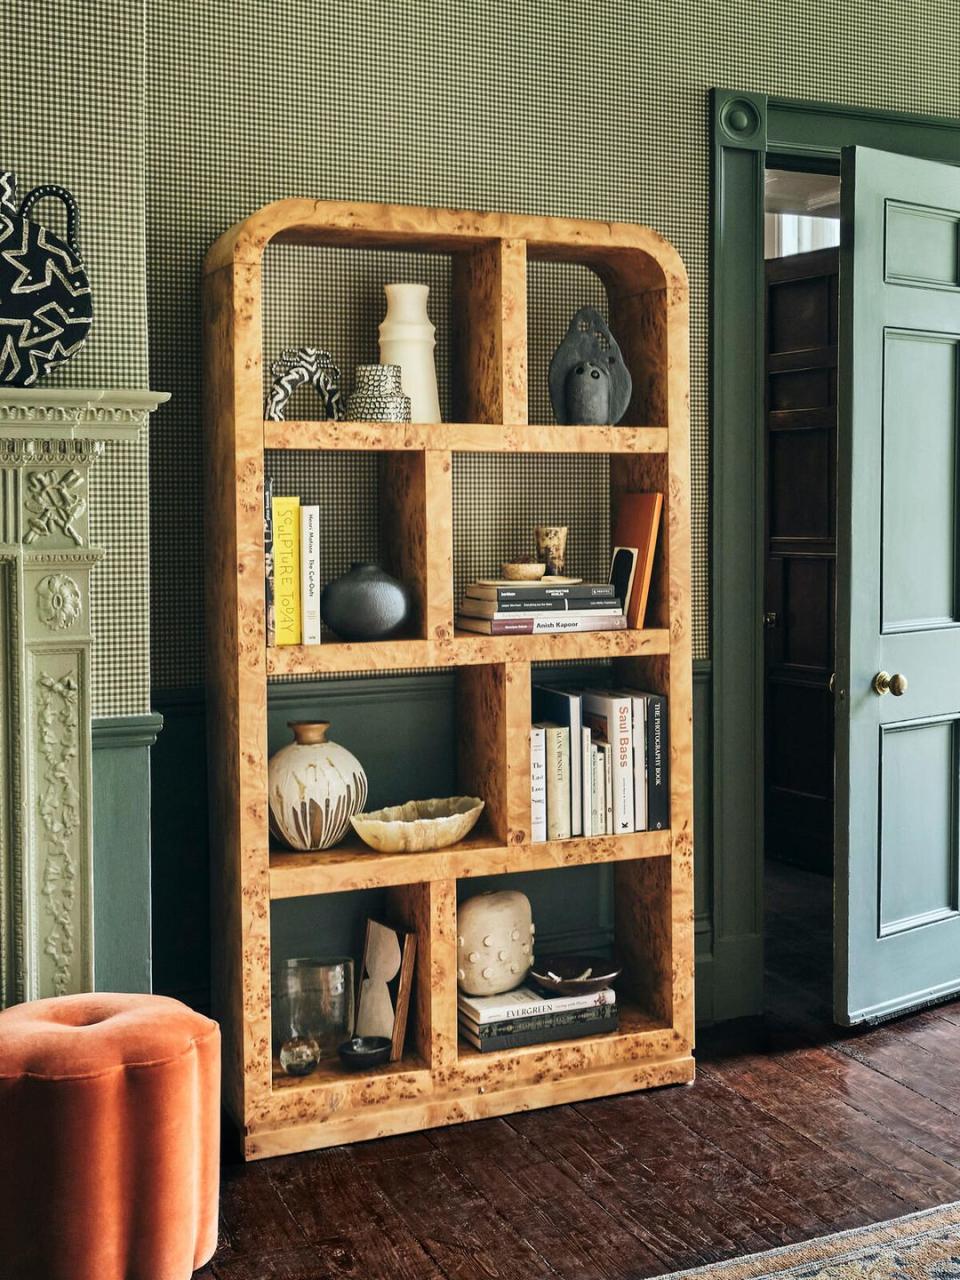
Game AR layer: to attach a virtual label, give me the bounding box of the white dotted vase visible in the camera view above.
[268,721,368,851]
[456,890,535,996]
[378,282,441,424]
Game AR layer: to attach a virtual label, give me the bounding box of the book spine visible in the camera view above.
[457,985,616,1023]
[601,742,614,834]
[463,597,621,615]
[581,725,593,838]
[530,726,547,843]
[483,603,622,617]
[631,695,648,832]
[272,495,301,646]
[456,615,627,635]
[590,744,603,835]
[583,695,634,833]
[461,1005,618,1039]
[647,694,670,830]
[544,725,571,840]
[264,475,276,647]
[299,505,321,646]
[466,583,617,602]
[530,614,626,634]
[459,1008,619,1052]
[456,616,535,634]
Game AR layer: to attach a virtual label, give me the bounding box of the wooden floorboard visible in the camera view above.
[198,861,960,1279]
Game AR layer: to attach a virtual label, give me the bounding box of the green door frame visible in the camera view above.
[709,88,960,1021]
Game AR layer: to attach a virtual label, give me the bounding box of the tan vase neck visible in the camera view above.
[289,721,330,745]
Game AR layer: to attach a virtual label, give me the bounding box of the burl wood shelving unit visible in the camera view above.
[203,199,693,1160]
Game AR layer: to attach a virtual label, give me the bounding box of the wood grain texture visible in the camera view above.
[451,239,527,424]
[203,261,273,1127]
[456,664,508,845]
[203,196,692,1157]
[264,421,669,453]
[269,828,673,897]
[265,627,671,676]
[378,451,428,639]
[202,876,960,1279]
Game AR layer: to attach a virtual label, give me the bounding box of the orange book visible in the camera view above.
[612,492,663,629]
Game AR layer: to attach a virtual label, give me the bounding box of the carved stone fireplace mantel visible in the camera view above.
[0,388,168,1006]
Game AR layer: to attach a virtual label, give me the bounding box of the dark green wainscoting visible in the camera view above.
[153,662,715,1021]
[91,713,163,992]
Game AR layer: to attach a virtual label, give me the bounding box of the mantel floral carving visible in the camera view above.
[36,574,82,630]
[36,671,81,997]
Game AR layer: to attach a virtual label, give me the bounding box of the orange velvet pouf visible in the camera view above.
[0,993,220,1280]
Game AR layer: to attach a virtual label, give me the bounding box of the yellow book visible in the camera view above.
[272,495,301,645]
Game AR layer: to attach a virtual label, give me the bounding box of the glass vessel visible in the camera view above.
[275,957,355,1075]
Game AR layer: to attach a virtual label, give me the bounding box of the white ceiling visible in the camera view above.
[764,168,841,218]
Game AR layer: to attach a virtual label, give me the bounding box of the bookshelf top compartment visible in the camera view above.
[204,198,689,432]
[203,198,688,286]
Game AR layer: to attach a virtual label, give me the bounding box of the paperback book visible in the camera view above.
[582,690,635,833]
[456,613,627,635]
[272,494,301,646]
[460,596,622,617]
[458,1004,619,1052]
[530,725,547,843]
[457,985,616,1024]
[460,1004,618,1040]
[299,504,321,646]
[264,475,276,647]
[532,686,583,837]
[466,580,617,602]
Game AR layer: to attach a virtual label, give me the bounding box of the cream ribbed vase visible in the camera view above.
[378,282,441,423]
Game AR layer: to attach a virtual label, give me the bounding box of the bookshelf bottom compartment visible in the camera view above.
[244,1048,695,1159]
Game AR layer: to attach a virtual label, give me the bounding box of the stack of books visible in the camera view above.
[456,579,625,635]
[264,478,321,648]
[458,984,618,1052]
[530,685,668,841]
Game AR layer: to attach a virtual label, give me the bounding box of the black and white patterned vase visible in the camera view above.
[0,170,93,386]
[345,363,412,423]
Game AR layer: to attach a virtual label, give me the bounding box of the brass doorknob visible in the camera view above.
[873,671,908,696]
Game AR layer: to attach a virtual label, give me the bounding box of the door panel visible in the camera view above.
[881,331,959,629]
[769,428,834,540]
[885,202,960,287]
[836,146,960,1023]
[879,716,960,934]
[765,247,838,878]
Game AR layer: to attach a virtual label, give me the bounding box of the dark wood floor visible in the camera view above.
[199,862,960,1279]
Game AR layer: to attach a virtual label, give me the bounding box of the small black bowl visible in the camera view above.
[337,1035,392,1070]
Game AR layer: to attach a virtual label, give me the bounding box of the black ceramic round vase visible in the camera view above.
[320,562,412,641]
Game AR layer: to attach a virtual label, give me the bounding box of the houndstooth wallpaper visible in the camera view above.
[0,0,150,716]
[7,0,960,702]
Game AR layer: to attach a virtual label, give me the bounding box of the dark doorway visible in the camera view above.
[762,168,840,996]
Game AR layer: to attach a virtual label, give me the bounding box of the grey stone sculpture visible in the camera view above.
[548,307,632,425]
[264,347,343,422]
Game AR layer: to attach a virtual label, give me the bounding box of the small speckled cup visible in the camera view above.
[534,525,568,577]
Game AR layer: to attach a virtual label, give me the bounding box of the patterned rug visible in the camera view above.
[659,1203,960,1278]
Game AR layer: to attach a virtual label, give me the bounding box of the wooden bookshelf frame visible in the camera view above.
[203,198,693,1160]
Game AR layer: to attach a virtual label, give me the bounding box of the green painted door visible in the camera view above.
[836,146,960,1024]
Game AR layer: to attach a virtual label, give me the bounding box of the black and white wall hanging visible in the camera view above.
[0,170,93,386]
